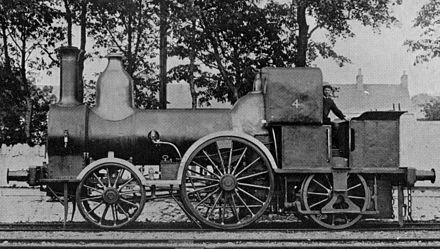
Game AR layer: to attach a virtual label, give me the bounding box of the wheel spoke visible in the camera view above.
[119,190,141,195]
[106,167,111,187]
[221,192,227,224]
[119,197,138,207]
[308,191,329,197]
[234,189,255,216]
[187,168,220,179]
[235,157,260,177]
[93,173,106,188]
[230,147,248,175]
[87,201,104,215]
[237,187,264,205]
[348,195,366,200]
[309,197,328,209]
[117,203,130,219]
[195,187,220,208]
[312,178,331,192]
[84,185,103,193]
[207,190,223,220]
[118,177,134,191]
[113,169,125,188]
[111,204,117,225]
[236,170,268,181]
[230,193,240,222]
[188,184,218,195]
[188,175,202,201]
[227,144,233,174]
[237,182,270,190]
[347,183,362,192]
[187,175,220,182]
[81,195,102,202]
[203,150,224,174]
[217,145,227,174]
[193,160,223,176]
[100,204,109,223]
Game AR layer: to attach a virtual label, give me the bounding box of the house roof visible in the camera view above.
[333,83,415,116]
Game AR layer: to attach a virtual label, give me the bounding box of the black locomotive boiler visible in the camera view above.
[7,46,436,230]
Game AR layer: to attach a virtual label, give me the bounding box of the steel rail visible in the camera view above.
[1,237,440,249]
[1,221,440,232]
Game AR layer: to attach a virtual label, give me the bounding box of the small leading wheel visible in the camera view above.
[76,162,146,228]
[301,173,369,229]
[181,134,275,229]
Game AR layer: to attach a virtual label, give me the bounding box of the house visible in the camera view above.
[332,69,418,118]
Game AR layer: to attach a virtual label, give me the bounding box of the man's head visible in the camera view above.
[323,85,333,98]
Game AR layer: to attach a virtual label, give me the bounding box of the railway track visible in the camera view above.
[1,236,440,248]
[1,222,440,248]
[1,220,440,232]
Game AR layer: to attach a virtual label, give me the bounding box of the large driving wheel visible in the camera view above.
[181,133,275,229]
[76,162,146,228]
[301,173,369,229]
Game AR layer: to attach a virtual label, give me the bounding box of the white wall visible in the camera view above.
[400,114,440,186]
[0,144,46,186]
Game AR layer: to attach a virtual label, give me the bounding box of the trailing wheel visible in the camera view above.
[181,133,275,229]
[76,162,146,228]
[301,173,369,229]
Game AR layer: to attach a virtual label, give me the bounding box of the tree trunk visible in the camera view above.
[295,2,308,67]
[159,0,168,109]
[78,0,87,103]
[20,36,31,141]
[209,33,237,103]
[63,0,72,46]
[189,19,197,110]
[1,20,11,73]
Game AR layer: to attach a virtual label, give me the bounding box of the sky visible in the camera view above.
[313,0,440,96]
[39,0,440,97]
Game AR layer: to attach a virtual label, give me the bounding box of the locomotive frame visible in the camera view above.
[7,46,436,230]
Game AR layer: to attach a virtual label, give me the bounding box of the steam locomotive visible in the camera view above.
[7,46,436,230]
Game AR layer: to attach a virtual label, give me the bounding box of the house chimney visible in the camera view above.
[401,71,408,89]
[356,68,363,90]
[58,46,82,106]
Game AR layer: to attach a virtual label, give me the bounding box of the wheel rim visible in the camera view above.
[301,173,369,229]
[181,136,274,229]
[76,163,146,228]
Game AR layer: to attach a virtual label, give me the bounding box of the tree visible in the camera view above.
[0,0,63,143]
[421,98,440,120]
[405,0,440,64]
[287,0,401,67]
[170,0,295,105]
[87,0,160,109]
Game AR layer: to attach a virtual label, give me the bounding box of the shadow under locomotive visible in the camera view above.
[7,46,436,230]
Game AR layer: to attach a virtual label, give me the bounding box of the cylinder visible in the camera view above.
[416,169,436,183]
[58,46,82,106]
[7,168,29,183]
[93,53,134,121]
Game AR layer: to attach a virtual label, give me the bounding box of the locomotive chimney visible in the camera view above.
[58,46,83,106]
[93,53,134,121]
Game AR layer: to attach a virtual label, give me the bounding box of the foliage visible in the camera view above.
[169,0,400,106]
[404,0,440,64]
[169,0,296,105]
[29,85,57,145]
[421,98,440,120]
[86,0,160,108]
[0,67,27,145]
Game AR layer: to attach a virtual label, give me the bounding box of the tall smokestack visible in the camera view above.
[58,46,82,106]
